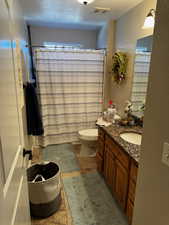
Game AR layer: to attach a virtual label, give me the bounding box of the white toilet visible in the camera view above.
[78,128,98,157]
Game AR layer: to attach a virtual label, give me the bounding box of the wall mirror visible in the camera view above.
[131,35,153,115]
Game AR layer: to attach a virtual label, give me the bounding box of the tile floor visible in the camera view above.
[31,143,128,225]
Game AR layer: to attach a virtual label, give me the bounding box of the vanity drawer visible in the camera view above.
[105,135,130,170]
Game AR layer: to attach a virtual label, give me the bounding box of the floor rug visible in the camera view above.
[63,171,128,225]
[42,144,80,173]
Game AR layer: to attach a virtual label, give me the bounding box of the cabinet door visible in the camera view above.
[98,127,105,140]
[114,160,129,210]
[128,179,137,204]
[96,135,105,174]
[130,159,138,183]
[96,152,103,174]
[98,138,105,157]
[104,146,115,192]
[126,198,134,225]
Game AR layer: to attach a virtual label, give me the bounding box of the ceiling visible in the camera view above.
[20,0,143,30]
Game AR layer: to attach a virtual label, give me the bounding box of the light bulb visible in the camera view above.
[143,9,155,29]
[143,16,155,29]
[77,0,95,5]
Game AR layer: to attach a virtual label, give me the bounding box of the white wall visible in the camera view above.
[133,0,169,224]
[30,25,98,49]
[97,24,108,49]
[112,0,157,114]
[97,20,116,109]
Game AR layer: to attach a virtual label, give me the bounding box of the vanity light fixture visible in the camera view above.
[143,9,156,29]
[77,0,95,5]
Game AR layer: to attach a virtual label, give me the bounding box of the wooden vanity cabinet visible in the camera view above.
[96,153,104,174]
[104,142,115,192]
[126,159,138,224]
[97,127,139,223]
[104,134,130,211]
[114,159,129,210]
[96,128,105,174]
[126,198,134,225]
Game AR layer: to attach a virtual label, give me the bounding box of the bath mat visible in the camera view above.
[42,144,80,173]
[63,171,128,225]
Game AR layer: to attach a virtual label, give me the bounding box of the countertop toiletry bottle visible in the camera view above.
[107,100,117,123]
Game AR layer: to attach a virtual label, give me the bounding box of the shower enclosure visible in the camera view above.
[34,49,105,146]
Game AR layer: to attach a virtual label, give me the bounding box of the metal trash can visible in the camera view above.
[27,161,61,218]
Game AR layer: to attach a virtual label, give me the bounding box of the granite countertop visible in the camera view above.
[100,125,142,164]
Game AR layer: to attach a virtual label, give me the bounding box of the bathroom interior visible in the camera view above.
[0,0,169,225]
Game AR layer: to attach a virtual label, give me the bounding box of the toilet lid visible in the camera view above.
[79,129,98,137]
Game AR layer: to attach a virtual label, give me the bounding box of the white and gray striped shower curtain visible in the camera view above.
[35,49,105,147]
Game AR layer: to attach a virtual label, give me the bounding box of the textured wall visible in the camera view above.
[97,24,108,49]
[113,0,157,115]
[97,20,116,109]
[30,25,98,49]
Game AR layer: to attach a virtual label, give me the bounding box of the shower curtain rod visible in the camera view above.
[25,44,106,52]
[25,45,63,48]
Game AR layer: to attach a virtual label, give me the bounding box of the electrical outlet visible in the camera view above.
[162,142,169,167]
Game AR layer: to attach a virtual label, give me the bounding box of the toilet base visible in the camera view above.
[79,139,97,157]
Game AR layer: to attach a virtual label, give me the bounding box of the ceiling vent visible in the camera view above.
[94,7,111,14]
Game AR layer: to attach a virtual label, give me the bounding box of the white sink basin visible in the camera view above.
[120,132,142,145]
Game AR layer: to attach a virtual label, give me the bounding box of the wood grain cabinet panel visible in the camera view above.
[96,128,139,223]
[104,146,115,192]
[126,198,134,225]
[127,160,138,224]
[105,135,129,169]
[115,147,130,170]
[114,159,129,210]
[96,128,105,174]
[130,160,138,182]
[96,152,103,174]
[98,139,105,157]
[128,180,136,204]
[98,128,105,141]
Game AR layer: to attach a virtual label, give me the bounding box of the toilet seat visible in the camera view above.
[78,129,98,141]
